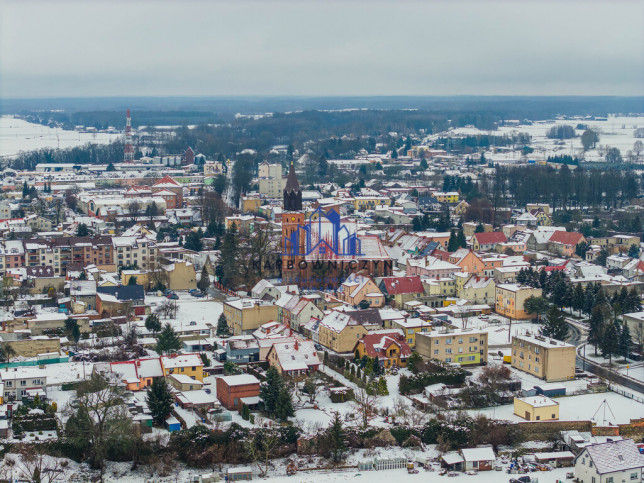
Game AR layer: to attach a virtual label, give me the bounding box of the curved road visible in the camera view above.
[566,317,644,394]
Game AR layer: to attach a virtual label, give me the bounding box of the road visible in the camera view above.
[566,317,644,394]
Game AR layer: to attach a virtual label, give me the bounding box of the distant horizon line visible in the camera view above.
[2,94,643,101]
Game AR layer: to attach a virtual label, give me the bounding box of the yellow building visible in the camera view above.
[160,353,204,383]
[318,311,368,353]
[432,191,459,203]
[241,196,262,213]
[352,196,390,212]
[163,260,197,291]
[511,334,576,382]
[391,317,432,348]
[121,270,150,288]
[223,298,279,335]
[337,275,384,308]
[415,329,488,366]
[495,284,542,319]
[513,396,559,421]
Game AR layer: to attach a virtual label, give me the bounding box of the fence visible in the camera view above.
[611,386,644,404]
[0,356,69,370]
[358,457,407,471]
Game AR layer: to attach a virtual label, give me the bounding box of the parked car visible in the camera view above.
[191,290,204,298]
[509,477,531,483]
[166,293,179,300]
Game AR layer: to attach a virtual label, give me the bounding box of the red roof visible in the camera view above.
[432,249,451,261]
[380,276,424,295]
[355,331,412,360]
[153,175,180,187]
[543,260,569,272]
[548,231,584,246]
[473,231,507,245]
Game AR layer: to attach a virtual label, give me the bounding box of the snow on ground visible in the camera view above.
[42,361,94,385]
[465,390,644,425]
[0,115,120,158]
[432,115,644,164]
[147,292,223,326]
[265,467,572,483]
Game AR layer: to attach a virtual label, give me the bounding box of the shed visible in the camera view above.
[165,416,182,432]
[441,451,464,471]
[461,447,496,471]
[534,451,575,467]
[226,466,253,481]
[534,383,566,398]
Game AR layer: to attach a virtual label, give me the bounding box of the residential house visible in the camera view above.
[337,274,384,308]
[575,439,644,483]
[511,334,576,382]
[223,298,279,335]
[471,232,507,252]
[378,276,425,308]
[162,260,197,291]
[318,311,369,353]
[225,336,260,363]
[391,317,432,348]
[495,284,543,319]
[458,275,496,305]
[548,231,586,257]
[267,340,320,377]
[96,284,146,317]
[0,367,47,401]
[353,330,412,368]
[160,353,204,382]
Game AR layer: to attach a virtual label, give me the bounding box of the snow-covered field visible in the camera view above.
[0,115,120,158]
[466,390,643,425]
[430,115,644,164]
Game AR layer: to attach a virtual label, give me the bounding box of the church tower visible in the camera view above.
[282,162,305,284]
[283,161,302,211]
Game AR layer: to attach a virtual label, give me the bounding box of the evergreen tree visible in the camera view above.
[327,412,347,463]
[456,230,467,249]
[77,223,89,237]
[197,265,210,293]
[628,244,640,258]
[156,323,181,354]
[600,322,619,364]
[618,322,632,360]
[626,288,642,313]
[541,305,569,341]
[572,284,585,316]
[184,231,203,251]
[146,377,174,425]
[220,225,239,287]
[596,248,609,267]
[106,162,116,172]
[145,313,161,334]
[216,313,229,337]
[588,306,605,355]
[474,223,485,233]
[447,230,458,252]
[377,377,389,396]
[275,385,294,421]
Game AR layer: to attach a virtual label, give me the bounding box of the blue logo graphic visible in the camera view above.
[283,207,363,258]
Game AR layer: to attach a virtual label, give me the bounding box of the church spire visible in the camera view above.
[283,161,302,211]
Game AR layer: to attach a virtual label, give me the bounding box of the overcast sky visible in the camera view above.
[1,0,643,98]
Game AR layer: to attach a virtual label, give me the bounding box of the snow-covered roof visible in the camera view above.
[583,439,644,475]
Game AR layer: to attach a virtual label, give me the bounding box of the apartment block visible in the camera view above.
[511,334,575,382]
[415,329,488,366]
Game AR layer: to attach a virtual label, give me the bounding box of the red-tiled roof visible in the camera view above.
[355,331,412,360]
[432,249,451,261]
[380,276,424,295]
[543,260,569,272]
[548,231,584,246]
[473,231,507,245]
[153,175,180,187]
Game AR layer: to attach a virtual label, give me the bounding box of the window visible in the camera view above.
[445,358,451,362]
[20,380,26,386]
[606,478,613,483]
[446,338,452,345]
[434,350,439,355]
[631,472,638,480]
[445,348,452,354]
[551,414,555,419]
[458,338,463,344]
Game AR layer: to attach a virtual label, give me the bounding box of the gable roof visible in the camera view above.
[268,340,320,372]
[473,231,507,245]
[380,276,424,295]
[549,231,585,246]
[581,439,644,475]
[355,330,412,360]
[153,175,180,188]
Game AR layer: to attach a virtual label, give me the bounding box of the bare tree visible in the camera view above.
[244,428,281,477]
[352,388,379,427]
[127,200,142,220]
[392,397,427,426]
[15,445,67,483]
